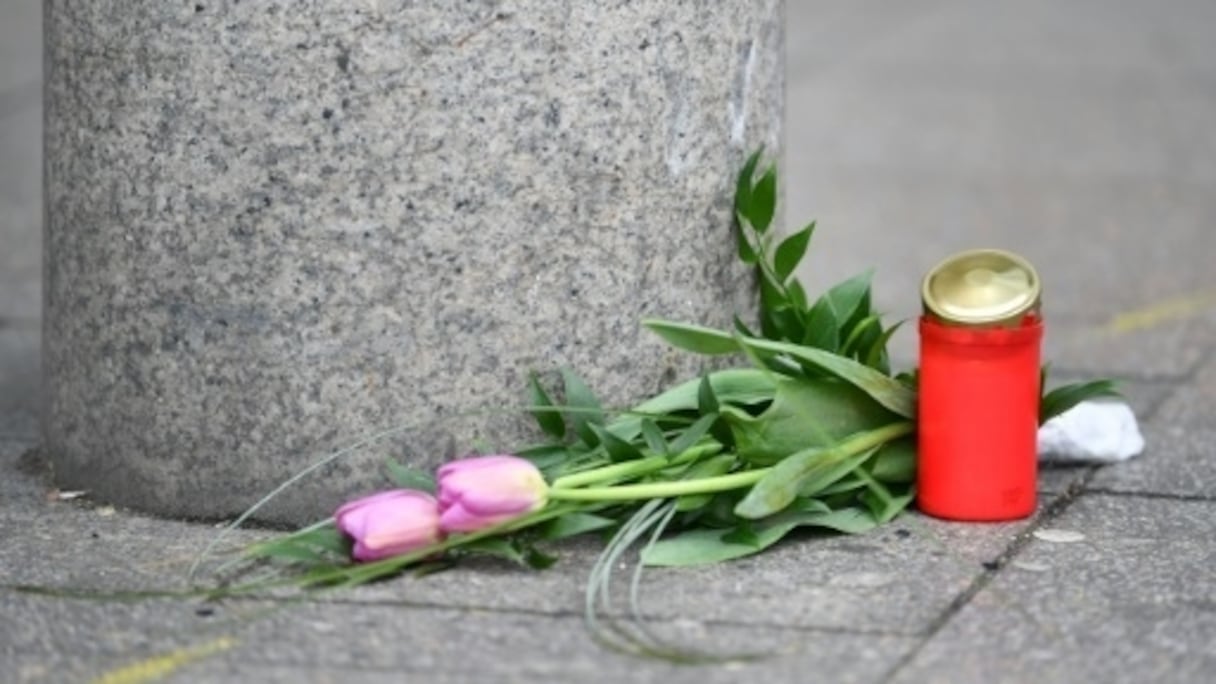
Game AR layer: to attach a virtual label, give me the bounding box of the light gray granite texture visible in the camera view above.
[43,1,784,522]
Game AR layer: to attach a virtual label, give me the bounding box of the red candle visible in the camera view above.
[916,250,1042,521]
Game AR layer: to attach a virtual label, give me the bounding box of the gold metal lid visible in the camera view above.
[922,249,1041,327]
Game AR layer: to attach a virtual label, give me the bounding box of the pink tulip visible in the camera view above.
[437,455,549,533]
[335,490,442,562]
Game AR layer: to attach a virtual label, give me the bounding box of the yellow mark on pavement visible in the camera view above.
[1105,288,1216,334]
[92,636,236,684]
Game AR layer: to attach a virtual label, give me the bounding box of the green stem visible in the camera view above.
[547,421,914,504]
[551,441,721,489]
[549,469,768,502]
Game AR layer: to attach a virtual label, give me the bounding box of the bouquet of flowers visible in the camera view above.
[198,151,1115,657]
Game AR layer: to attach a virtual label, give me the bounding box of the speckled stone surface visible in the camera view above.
[43,1,784,522]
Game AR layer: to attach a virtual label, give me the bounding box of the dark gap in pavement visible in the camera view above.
[879,468,1100,682]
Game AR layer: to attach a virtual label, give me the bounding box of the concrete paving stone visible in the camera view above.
[0,102,42,322]
[1036,465,1094,499]
[1,435,43,501]
[0,591,916,684]
[1087,351,1216,498]
[781,165,1216,331]
[0,80,39,122]
[184,601,915,684]
[890,493,1216,684]
[1,476,1044,638]
[1131,350,1216,430]
[785,0,955,81]
[277,505,1049,637]
[0,500,268,593]
[790,78,1216,188]
[784,0,1216,363]
[0,0,40,94]
[1043,315,1216,382]
[0,328,40,438]
[0,592,212,684]
[858,0,1216,85]
[1087,422,1216,500]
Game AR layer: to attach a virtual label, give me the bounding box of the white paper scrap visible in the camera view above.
[1038,401,1144,463]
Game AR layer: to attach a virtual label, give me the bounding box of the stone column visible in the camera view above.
[44,1,783,523]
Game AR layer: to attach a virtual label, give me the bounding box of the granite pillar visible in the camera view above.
[44,1,784,522]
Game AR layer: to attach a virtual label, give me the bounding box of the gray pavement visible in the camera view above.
[3,0,1215,682]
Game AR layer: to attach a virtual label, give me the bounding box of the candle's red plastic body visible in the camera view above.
[917,316,1042,521]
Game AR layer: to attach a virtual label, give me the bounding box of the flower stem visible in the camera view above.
[547,421,913,504]
[548,469,768,502]
[551,441,721,489]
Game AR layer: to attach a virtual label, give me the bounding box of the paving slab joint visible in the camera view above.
[879,467,1101,682]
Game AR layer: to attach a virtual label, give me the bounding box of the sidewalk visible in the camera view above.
[3,1,1215,682]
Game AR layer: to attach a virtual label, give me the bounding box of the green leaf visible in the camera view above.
[523,547,558,570]
[250,525,350,565]
[786,278,809,313]
[1040,379,1121,424]
[734,211,759,265]
[668,413,719,456]
[458,539,555,570]
[646,318,914,416]
[860,481,914,525]
[801,297,839,351]
[640,419,668,456]
[590,424,644,463]
[697,374,719,415]
[734,148,763,219]
[606,367,776,442]
[384,460,437,493]
[733,315,757,338]
[643,319,740,356]
[641,506,878,567]
[773,223,814,284]
[542,512,617,541]
[840,314,881,358]
[721,524,760,547]
[736,337,916,418]
[459,538,530,566]
[527,372,566,439]
[735,439,888,520]
[867,436,916,484]
[821,271,873,330]
[746,166,777,234]
[813,476,867,497]
[515,444,576,474]
[863,320,903,373]
[764,305,802,343]
[721,375,898,466]
[561,368,604,444]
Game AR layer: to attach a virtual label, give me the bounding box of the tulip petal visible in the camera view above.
[435,455,549,534]
[334,489,443,562]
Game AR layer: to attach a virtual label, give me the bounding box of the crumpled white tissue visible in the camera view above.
[1037,400,1145,463]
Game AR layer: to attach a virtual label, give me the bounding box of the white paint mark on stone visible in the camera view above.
[1012,560,1051,572]
[664,88,692,177]
[827,571,896,588]
[1033,528,1086,543]
[729,40,756,145]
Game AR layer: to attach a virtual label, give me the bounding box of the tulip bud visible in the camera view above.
[437,455,549,533]
[335,490,442,562]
